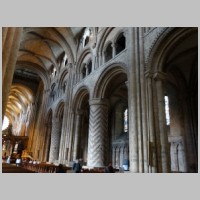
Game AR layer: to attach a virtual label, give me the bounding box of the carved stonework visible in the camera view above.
[153,71,167,81]
[144,27,170,65]
[49,118,62,163]
[87,99,109,167]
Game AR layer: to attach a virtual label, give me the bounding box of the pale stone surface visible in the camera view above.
[2,27,198,173]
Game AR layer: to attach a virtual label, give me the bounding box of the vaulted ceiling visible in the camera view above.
[4,27,85,130]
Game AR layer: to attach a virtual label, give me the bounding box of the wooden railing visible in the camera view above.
[22,162,120,173]
[22,162,70,173]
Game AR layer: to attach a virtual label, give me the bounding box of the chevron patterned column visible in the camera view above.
[87,98,109,167]
[49,118,62,163]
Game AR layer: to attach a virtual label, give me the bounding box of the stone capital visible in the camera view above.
[89,98,109,107]
[144,70,154,78]
[153,71,167,81]
[168,135,183,144]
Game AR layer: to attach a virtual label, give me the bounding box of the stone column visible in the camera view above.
[112,43,116,57]
[177,142,187,172]
[128,28,139,172]
[115,147,120,168]
[2,28,15,81]
[2,27,23,118]
[58,62,75,164]
[87,98,109,167]
[67,111,75,162]
[86,65,89,76]
[145,71,157,172]
[92,55,96,71]
[2,27,8,49]
[49,118,62,163]
[119,147,124,168]
[138,27,149,173]
[100,52,103,67]
[124,146,129,161]
[72,110,83,161]
[42,123,51,162]
[153,72,170,172]
[168,88,188,172]
[169,140,179,172]
[112,146,116,167]
[169,136,187,172]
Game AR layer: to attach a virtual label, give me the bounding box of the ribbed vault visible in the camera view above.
[5,84,33,133]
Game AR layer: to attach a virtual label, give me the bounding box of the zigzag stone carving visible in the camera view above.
[49,118,62,163]
[87,99,109,167]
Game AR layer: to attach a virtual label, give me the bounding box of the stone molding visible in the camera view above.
[168,135,184,143]
[89,98,109,106]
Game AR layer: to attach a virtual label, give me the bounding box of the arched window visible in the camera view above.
[63,81,67,93]
[51,66,56,78]
[124,108,128,132]
[82,65,86,79]
[60,53,68,68]
[87,60,92,75]
[116,34,126,55]
[164,96,170,125]
[104,43,113,62]
[83,28,91,47]
[85,36,89,46]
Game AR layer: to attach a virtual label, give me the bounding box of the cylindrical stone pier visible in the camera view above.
[87,98,109,167]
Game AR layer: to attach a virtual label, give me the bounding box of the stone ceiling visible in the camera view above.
[5,27,85,131]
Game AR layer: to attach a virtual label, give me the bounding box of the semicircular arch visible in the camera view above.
[72,86,90,111]
[93,63,127,98]
[146,27,197,72]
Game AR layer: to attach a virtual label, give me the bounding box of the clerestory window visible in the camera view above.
[124,108,128,132]
[164,96,170,125]
[116,34,126,55]
[104,43,113,62]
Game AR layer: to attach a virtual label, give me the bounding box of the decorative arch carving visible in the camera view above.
[16,61,50,90]
[93,63,127,98]
[55,100,65,118]
[146,27,197,72]
[72,86,90,111]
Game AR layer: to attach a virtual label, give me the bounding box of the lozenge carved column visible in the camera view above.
[49,118,62,163]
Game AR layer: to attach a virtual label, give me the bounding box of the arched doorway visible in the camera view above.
[72,88,90,165]
[163,30,198,172]
[88,65,128,168]
[147,27,198,172]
